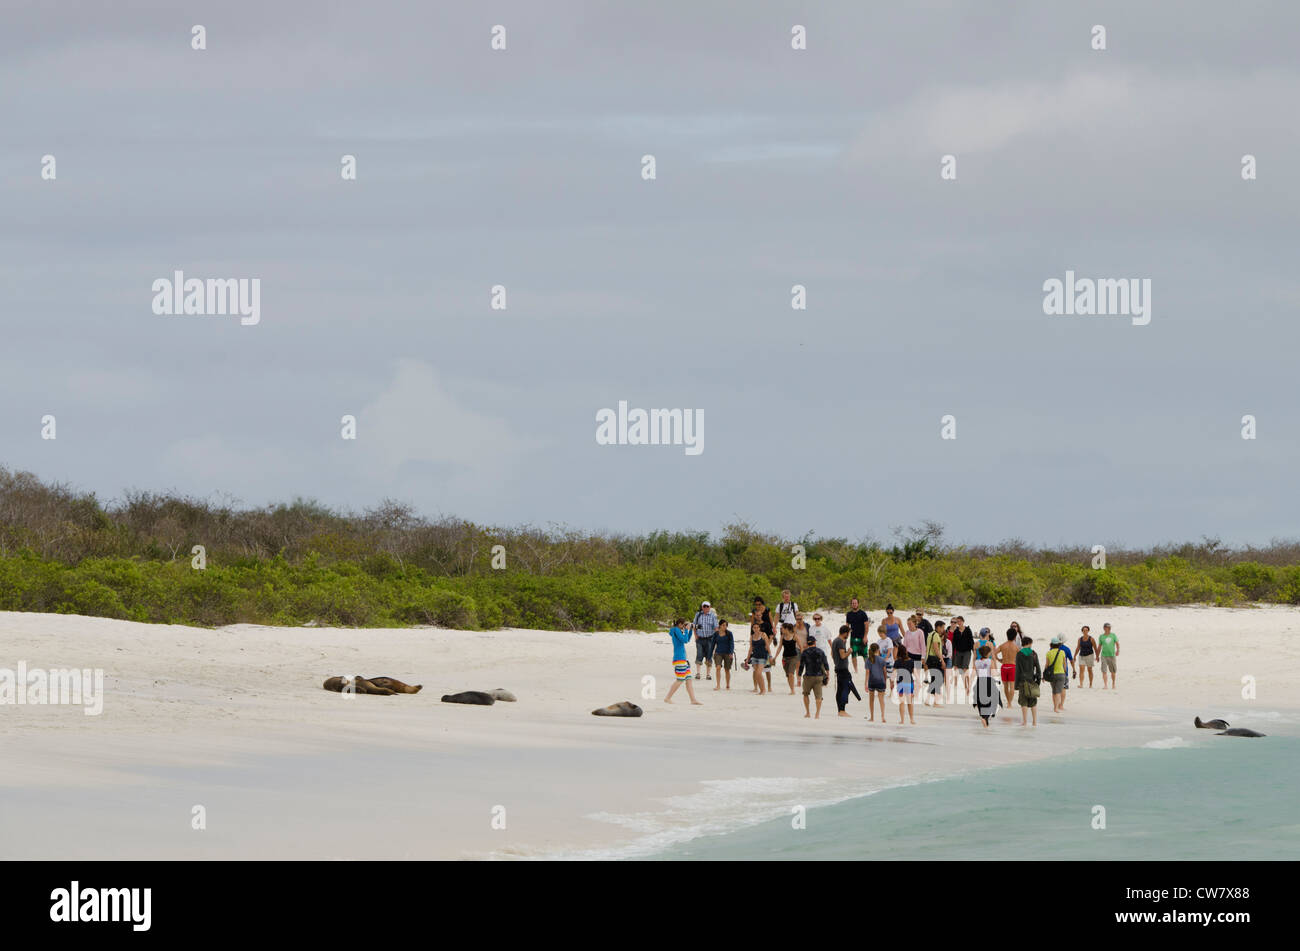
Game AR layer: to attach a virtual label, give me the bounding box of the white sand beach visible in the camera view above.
[2,606,1297,860]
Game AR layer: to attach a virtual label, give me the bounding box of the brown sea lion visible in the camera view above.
[364,677,422,694]
[441,691,496,705]
[1194,716,1229,730]
[322,676,420,696]
[592,701,643,717]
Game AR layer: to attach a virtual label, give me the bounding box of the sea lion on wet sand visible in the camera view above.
[592,701,643,717]
[441,691,496,705]
[322,675,414,696]
[1216,727,1265,737]
[1194,716,1229,730]
[488,688,517,702]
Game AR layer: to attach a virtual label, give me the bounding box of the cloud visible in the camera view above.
[353,359,538,489]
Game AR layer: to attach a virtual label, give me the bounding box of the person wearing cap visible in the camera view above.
[1044,636,1071,712]
[1056,635,1075,706]
[798,633,830,718]
[691,601,718,680]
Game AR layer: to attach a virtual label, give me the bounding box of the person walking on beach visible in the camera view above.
[1015,636,1042,726]
[779,622,802,695]
[881,604,904,660]
[831,624,861,717]
[865,642,889,721]
[745,621,770,695]
[1007,621,1024,647]
[995,630,1019,709]
[776,589,799,630]
[713,619,736,691]
[691,601,718,681]
[754,598,775,692]
[972,644,1000,726]
[915,609,933,637]
[793,610,811,648]
[925,620,947,705]
[1075,626,1097,687]
[664,618,701,705]
[894,642,916,724]
[792,611,812,687]
[810,612,832,649]
[950,616,975,698]
[845,598,869,673]
[798,633,830,718]
[874,624,896,691]
[1044,637,1070,713]
[903,614,926,676]
[1056,636,1075,708]
[1098,623,1120,689]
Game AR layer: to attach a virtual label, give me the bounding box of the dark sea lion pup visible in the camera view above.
[1194,716,1229,730]
[1217,727,1266,737]
[441,691,496,705]
[592,701,643,717]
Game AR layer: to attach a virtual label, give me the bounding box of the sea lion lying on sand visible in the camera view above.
[441,691,496,705]
[592,701,643,717]
[323,675,422,696]
[1217,727,1265,737]
[1194,716,1229,730]
[488,688,517,702]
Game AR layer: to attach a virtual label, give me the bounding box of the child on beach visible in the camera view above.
[865,642,888,721]
[893,642,916,724]
[874,626,895,690]
[972,644,999,726]
[663,618,701,705]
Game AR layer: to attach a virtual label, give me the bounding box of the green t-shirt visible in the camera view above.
[1099,632,1118,657]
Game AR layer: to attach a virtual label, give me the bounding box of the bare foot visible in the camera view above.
[691,701,703,706]
[838,711,851,718]
[804,713,811,718]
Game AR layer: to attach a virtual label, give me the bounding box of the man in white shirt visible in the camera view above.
[776,589,799,629]
[691,601,719,680]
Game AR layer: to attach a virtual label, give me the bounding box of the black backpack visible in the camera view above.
[802,647,827,678]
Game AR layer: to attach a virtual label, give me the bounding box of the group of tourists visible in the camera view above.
[663,591,1121,728]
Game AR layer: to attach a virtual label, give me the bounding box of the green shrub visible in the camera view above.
[1230,562,1276,600]
[1071,570,1134,605]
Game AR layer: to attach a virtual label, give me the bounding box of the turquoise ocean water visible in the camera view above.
[645,734,1300,860]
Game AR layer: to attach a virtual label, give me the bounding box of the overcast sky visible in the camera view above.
[2,1,1298,547]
